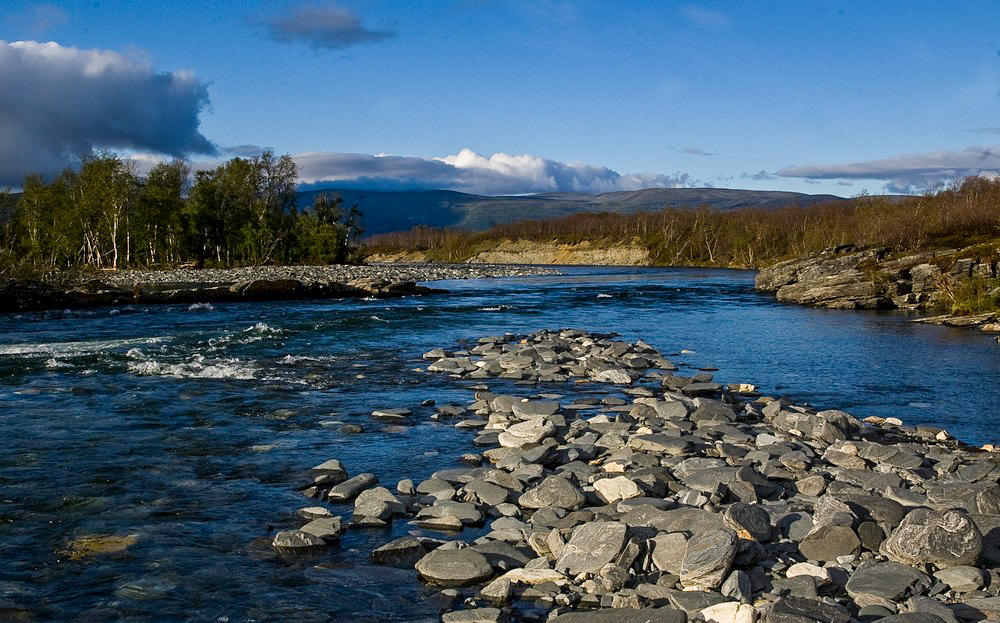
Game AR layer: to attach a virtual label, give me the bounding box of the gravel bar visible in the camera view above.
[100,263,559,287]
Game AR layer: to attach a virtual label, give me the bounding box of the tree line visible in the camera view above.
[365,176,1000,268]
[0,151,363,278]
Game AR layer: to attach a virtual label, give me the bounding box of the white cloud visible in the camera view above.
[262,2,394,50]
[0,40,214,186]
[293,148,694,194]
[679,6,731,29]
[5,3,68,35]
[777,146,1000,194]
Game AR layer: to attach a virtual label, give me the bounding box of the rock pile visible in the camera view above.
[279,329,1000,623]
[0,263,556,313]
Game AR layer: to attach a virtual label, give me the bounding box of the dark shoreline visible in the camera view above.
[0,263,559,314]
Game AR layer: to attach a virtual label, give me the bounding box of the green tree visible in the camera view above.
[136,159,188,265]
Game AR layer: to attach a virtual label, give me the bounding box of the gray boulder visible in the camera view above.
[371,536,428,567]
[271,529,326,552]
[680,529,737,590]
[327,472,377,501]
[415,547,494,587]
[798,524,861,562]
[765,596,850,623]
[845,561,931,605]
[550,608,685,623]
[518,476,585,510]
[555,521,628,575]
[881,509,982,568]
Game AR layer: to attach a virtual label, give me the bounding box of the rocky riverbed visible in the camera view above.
[270,329,1000,623]
[755,245,1000,333]
[0,263,558,313]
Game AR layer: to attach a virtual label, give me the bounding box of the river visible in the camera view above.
[0,266,996,621]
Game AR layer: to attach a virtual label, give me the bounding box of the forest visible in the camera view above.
[0,151,363,278]
[366,176,1000,268]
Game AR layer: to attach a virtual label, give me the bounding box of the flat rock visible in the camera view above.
[327,472,377,502]
[511,400,560,418]
[845,561,931,603]
[498,418,557,448]
[518,476,585,510]
[555,521,628,575]
[630,434,691,455]
[651,532,688,575]
[797,524,861,562]
[371,536,428,567]
[271,529,326,552]
[593,476,643,504]
[932,565,985,592]
[550,608,686,623]
[299,516,344,541]
[765,596,850,623]
[414,548,494,587]
[442,608,505,623]
[680,529,737,590]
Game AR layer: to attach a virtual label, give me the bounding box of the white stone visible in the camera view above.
[702,601,758,623]
[499,568,569,586]
[786,562,831,585]
[497,418,556,448]
[593,476,642,504]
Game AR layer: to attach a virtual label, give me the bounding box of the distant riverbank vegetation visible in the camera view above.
[366,176,1000,269]
[0,151,363,279]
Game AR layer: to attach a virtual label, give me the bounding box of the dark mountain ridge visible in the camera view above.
[295,187,849,236]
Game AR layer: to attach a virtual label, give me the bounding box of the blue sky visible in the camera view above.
[1,1,999,196]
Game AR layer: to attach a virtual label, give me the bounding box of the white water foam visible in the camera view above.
[596,293,612,298]
[188,302,215,311]
[0,336,166,358]
[206,322,286,351]
[128,354,256,380]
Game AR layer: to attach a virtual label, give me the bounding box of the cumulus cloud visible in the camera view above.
[294,148,694,194]
[777,146,1000,194]
[0,40,214,186]
[263,2,394,50]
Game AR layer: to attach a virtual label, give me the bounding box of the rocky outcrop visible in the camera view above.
[756,245,1000,331]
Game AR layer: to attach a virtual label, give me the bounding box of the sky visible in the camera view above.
[1,1,999,197]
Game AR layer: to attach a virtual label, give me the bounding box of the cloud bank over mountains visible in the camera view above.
[0,40,214,186]
[779,146,1000,194]
[294,148,694,194]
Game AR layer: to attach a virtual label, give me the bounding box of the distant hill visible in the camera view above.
[295,187,848,236]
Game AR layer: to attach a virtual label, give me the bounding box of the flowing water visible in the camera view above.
[0,266,997,622]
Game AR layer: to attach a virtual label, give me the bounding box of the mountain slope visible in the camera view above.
[295,187,848,236]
